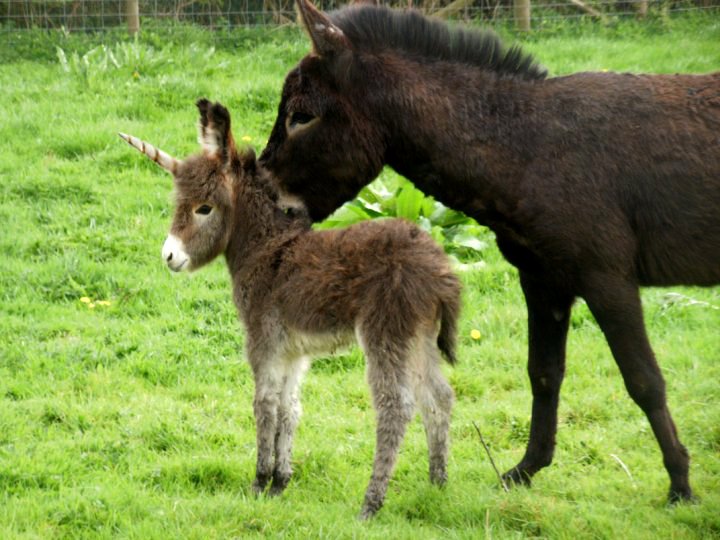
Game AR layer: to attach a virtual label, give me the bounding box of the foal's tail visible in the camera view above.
[437,275,461,365]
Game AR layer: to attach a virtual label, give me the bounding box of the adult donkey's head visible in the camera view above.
[259,0,386,221]
[259,0,544,221]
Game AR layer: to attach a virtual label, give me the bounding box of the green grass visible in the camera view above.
[1,14,719,538]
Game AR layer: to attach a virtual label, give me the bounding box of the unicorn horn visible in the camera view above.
[119,132,180,174]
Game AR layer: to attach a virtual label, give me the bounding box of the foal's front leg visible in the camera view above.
[270,356,310,495]
[251,357,284,494]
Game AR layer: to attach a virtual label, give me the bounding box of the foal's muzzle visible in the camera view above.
[162,234,190,272]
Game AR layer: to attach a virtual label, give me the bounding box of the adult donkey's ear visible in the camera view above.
[295,0,350,56]
[196,98,237,168]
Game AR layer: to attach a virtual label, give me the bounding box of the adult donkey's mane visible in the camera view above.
[330,5,547,80]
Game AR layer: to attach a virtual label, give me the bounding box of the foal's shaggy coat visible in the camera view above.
[120,100,461,519]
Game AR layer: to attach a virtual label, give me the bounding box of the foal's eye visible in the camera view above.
[195,204,213,215]
[288,111,316,128]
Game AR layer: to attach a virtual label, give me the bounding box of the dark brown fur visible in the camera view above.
[150,100,461,519]
[259,1,720,502]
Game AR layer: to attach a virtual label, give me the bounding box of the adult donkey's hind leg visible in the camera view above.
[581,273,693,502]
[503,271,574,486]
[360,337,415,520]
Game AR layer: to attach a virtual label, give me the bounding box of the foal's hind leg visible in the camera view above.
[582,273,692,502]
[415,335,454,486]
[360,338,415,520]
[503,271,574,487]
[270,356,309,495]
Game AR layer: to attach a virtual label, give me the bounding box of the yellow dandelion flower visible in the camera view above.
[80,297,92,304]
[88,303,96,309]
[241,135,252,142]
[133,71,140,79]
[470,329,481,340]
[96,300,111,307]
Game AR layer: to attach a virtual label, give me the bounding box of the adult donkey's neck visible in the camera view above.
[373,57,543,228]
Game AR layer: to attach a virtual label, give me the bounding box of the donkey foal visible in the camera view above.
[120,100,461,519]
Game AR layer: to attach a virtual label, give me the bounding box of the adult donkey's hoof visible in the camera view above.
[501,467,533,488]
[668,486,696,505]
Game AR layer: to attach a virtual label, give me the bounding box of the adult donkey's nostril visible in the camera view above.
[166,252,173,262]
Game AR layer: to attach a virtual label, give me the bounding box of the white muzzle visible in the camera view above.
[162,234,190,272]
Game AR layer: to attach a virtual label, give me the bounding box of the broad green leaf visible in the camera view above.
[317,203,371,229]
[420,193,436,217]
[430,225,445,246]
[450,233,488,252]
[395,182,426,220]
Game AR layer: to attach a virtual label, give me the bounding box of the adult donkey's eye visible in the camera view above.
[285,111,318,132]
[288,111,316,128]
[195,204,213,215]
[286,110,320,137]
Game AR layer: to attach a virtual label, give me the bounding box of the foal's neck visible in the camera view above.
[224,175,308,290]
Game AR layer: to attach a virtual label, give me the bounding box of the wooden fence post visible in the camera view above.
[126,0,139,35]
[514,0,531,31]
[636,0,648,18]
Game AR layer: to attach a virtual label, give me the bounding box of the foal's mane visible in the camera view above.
[330,5,547,81]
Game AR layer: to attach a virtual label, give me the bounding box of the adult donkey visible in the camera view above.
[259,1,720,502]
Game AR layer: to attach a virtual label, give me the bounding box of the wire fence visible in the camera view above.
[1,0,718,32]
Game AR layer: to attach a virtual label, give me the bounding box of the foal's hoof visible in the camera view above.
[358,506,378,521]
[430,470,448,487]
[501,467,532,488]
[430,475,448,487]
[268,474,290,497]
[268,468,291,496]
[358,498,383,520]
[252,474,271,496]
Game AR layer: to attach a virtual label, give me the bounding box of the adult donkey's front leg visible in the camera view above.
[503,271,574,486]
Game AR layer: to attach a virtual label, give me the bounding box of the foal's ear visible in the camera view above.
[295,0,350,56]
[196,98,237,166]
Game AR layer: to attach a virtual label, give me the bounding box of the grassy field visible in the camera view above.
[1,13,719,539]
